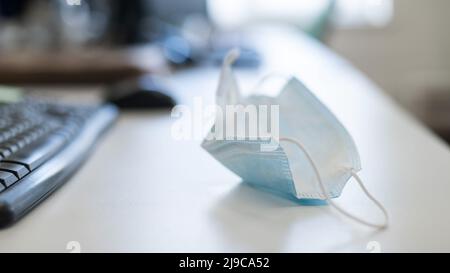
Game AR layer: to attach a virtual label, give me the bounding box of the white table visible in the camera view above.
[1,26,449,253]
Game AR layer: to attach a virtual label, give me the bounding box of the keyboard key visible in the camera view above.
[4,135,66,171]
[0,142,19,154]
[13,138,27,149]
[0,162,29,179]
[0,148,11,158]
[0,101,117,227]
[0,170,18,187]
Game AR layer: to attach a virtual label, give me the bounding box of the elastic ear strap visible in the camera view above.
[223,48,241,68]
[217,49,242,106]
[280,137,389,229]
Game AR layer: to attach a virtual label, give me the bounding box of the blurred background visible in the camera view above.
[0,0,449,142]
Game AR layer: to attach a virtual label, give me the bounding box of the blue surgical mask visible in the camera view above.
[202,49,388,229]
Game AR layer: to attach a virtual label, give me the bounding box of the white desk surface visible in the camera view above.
[1,26,450,253]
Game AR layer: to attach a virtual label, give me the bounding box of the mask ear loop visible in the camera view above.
[217,48,242,107]
[280,137,389,229]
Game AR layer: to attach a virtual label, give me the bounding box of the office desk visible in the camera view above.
[1,26,450,253]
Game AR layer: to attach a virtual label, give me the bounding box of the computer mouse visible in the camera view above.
[106,76,176,109]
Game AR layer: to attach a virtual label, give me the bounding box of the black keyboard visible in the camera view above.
[0,100,118,227]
